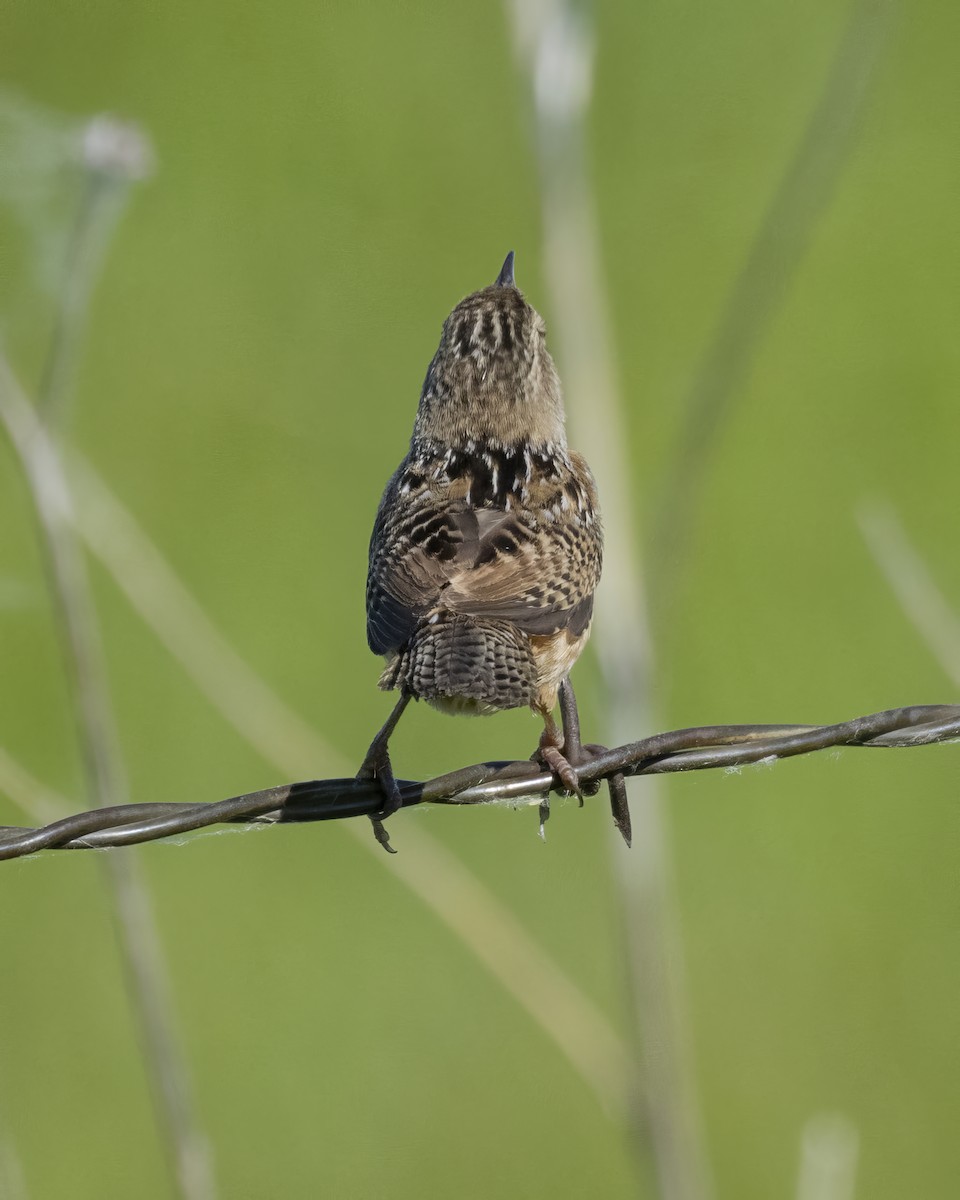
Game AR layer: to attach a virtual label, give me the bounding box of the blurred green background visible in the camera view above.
[1,1,958,1197]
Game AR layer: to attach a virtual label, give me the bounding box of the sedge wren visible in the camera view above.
[360,252,609,850]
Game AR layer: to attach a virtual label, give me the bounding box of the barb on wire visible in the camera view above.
[2,703,956,862]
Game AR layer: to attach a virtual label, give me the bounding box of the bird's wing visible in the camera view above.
[366,469,452,655]
[366,457,602,655]
[441,504,600,636]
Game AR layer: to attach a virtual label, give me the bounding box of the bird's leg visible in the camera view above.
[357,690,411,854]
[557,678,632,849]
[533,706,578,841]
[557,677,586,773]
[537,708,582,798]
[534,697,582,848]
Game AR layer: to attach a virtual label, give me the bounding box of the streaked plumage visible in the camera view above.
[360,251,603,847]
[367,258,601,716]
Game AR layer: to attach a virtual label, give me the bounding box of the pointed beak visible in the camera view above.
[494,250,516,288]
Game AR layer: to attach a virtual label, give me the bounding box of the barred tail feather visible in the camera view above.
[379,613,537,714]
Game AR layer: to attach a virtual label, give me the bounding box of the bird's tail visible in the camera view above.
[379,612,537,714]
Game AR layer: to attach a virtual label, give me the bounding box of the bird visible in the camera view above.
[359,251,611,851]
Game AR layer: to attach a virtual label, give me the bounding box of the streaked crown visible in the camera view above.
[412,252,566,452]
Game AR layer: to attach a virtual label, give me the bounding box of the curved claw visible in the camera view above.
[538,742,583,802]
[357,737,402,853]
[370,816,398,854]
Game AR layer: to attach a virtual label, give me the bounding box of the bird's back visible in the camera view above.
[367,439,602,716]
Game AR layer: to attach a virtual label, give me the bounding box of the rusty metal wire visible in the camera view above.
[1,703,957,861]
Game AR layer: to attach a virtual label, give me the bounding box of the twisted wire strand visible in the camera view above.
[1,704,957,861]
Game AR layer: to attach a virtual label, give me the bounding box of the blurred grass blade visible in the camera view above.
[0,745,68,825]
[0,350,217,1200]
[505,3,713,1198]
[858,499,960,689]
[39,115,153,430]
[0,1132,29,1200]
[796,1113,859,1200]
[69,452,345,781]
[0,97,213,1200]
[653,0,895,614]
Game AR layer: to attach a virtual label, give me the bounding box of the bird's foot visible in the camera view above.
[356,740,402,855]
[356,693,412,854]
[540,733,631,848]
[532,728,581,843]
[537,736,583,802]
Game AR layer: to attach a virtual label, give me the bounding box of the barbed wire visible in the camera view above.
[1,702,957,861]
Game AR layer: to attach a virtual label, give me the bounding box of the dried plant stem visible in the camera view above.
[67,454,342,781]
[0,1132,28,1200]
[0,745,67,826]
[0,1068,29,1200]
[653,0,895,612]
[0,357,216,1200]
[38,171,124,430]
[858,500,960,689]
[372,830,630,1111]
[504,3,712,1196]
[795,1113,859,1200]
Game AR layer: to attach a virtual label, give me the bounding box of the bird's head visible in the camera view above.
[412,252,566,452]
